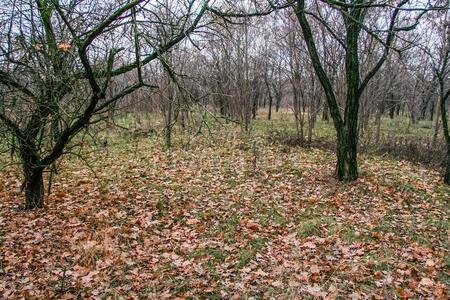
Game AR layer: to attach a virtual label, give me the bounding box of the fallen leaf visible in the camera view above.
[419,277,434,287]
[245,220,261,231]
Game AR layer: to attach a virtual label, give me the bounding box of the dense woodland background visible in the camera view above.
[0,0,449,298]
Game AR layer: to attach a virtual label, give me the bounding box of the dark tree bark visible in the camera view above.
[322,102,329,121]
[0,0,209,209]
[389,107,396,119]
[23,169,45,209]
[435,29,450,183]
[294,0,352,180]
[439,76,450,184]
[337,9,361,181]
[252,77,260,119]
[264,71,273,120]
[375,100,385,142]
[274,88,282,112]
[396,102,402,116]
[18,140,44,208]
[445,146,450,184]
[252,96,258,119]
[294,0,402,181]
[268,92,273,120]
[430,98,436,122]
[336,129,358,180]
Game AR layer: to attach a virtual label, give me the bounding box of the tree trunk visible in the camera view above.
[375,110,382,142]
[444,146,450,184]
[322,102,329,121]
[294,0,363,182]
[24,169,45,209]
[440,83,449,184]
[430,98,435,121]
[375,100,384,142]
[336,128,358,181]
[339,13,360,182]
[252,95,258,119]
[410,108,416,124]
[389,105,395,119]
[165,96,173,149]
[298,93,305,144]
[268,95,272,121]
[388,92,395,119]
[307,113,314,143]
[264,72,273,120]
[20,139,45,209]
[218,95,226,116]
[275,92,281,112]
[432,95,441,147]
[165,112,172,149]
[292,81,301,139]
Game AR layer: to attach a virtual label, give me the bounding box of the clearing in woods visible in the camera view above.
[0,116,449,299]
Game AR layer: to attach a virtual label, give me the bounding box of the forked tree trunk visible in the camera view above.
[295,0,382,182]
[295,0,398,182]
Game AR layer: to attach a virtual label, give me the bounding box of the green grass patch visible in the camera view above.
[433,185,450,197]
[155,197,170,217]
[236,248,254,269]
[191,247,227,263]
[234,237,268,269]
[373,261,392,272]
[190,187,204,196]
[341,226,365,242]
[257,207,288,227]
[296,216,335,238]
[225,177,240,186]
[440,255,450,286]
[215,213,241,244]
[251,237,268,251]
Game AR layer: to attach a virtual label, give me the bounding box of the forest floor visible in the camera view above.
[0,124,449,299]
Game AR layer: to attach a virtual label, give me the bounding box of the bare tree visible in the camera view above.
[425,12,450,183]
[0,0,209,209]
[292,0,445,180]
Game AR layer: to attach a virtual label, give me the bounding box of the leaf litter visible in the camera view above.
[0,129,448,299]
